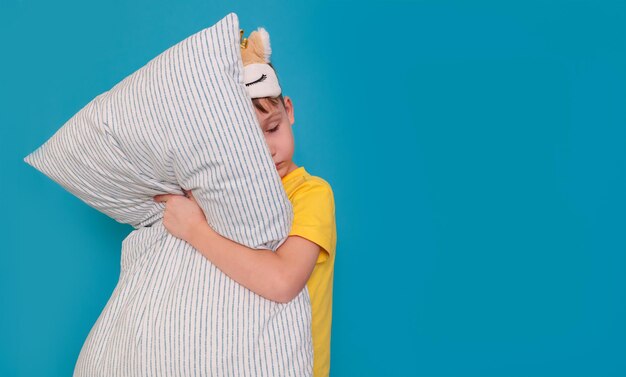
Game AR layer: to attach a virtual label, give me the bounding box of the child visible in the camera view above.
[154,28,336,377]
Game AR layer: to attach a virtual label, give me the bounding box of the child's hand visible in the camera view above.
[154,190,208,242]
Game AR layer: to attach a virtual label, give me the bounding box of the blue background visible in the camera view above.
[2,1,625,376]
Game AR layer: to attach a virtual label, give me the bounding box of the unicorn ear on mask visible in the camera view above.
[240,27,282,98]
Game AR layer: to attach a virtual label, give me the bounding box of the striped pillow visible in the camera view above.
[25,13,314,375]
[23,12,292,251]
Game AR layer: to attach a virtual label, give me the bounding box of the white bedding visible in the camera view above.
[24,13,312,376]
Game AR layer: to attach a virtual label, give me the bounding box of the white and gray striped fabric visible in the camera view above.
[24,12,312,376]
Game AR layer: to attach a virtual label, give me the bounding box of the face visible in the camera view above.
[254,96,297,179]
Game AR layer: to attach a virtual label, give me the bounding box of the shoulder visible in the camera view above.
[302,174,333,192]
[291,174,334,202]
[287,172,337,259]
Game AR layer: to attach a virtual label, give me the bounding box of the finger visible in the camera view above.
[154,194,172,203]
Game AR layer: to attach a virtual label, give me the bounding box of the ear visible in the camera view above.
[241,28,268,66]
[283,96,295,126]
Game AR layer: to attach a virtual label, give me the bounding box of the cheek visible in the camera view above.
[282,133,295,154]
[262,131,276,145]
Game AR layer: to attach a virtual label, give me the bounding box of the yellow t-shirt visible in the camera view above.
[281,167,336,377]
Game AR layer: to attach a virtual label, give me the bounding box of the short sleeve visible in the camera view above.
[288,179,336,264]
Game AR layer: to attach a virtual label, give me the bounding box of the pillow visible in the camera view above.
[23,12,292,251]
[25,13,313,376]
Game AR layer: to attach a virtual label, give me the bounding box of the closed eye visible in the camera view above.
[267,124,280,133]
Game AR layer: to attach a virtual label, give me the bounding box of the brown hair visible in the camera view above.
[252,95,285,114]
[251,62,285,114]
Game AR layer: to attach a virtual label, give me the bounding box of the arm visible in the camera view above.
[155,192,320,303]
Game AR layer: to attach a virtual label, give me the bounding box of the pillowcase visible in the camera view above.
[23,12,292,251]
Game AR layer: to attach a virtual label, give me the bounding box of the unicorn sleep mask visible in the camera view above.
[240,27,282,99]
